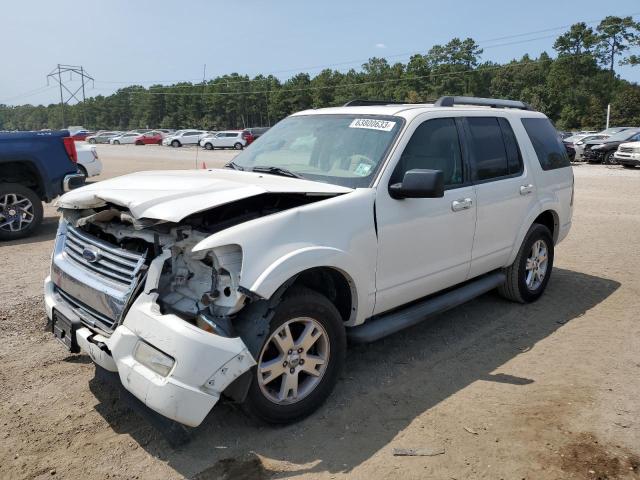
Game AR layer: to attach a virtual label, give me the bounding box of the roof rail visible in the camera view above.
[343,99,409,107]
[434,96,532,110]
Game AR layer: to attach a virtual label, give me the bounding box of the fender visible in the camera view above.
[506,198,560,266]
[192,188,378,324]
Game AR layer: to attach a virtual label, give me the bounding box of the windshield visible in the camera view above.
[606,130,640,142]
[232,114,403,188]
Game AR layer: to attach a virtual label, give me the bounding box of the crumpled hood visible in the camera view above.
[57,169,352,222]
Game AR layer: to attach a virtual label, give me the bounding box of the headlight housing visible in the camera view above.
[133,340,175,376]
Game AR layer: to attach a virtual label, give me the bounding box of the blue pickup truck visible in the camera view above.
[0,130,84,240]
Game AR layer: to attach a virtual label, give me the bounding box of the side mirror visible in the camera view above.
[389,169,445,199]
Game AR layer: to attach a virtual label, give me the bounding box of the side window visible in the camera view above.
[498,118,523,175]
[466,117,509,180]
[521,117,570,170]
[393,118,463,187]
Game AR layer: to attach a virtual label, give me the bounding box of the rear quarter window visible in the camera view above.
[521,117,570,170]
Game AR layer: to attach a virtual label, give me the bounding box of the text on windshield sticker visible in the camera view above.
[349,119,396,131]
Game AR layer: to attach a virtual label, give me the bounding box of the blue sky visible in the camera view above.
[1,0,639,106]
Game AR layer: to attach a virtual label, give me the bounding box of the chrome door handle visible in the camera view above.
[451,198,473,212]
[520,184,534,195]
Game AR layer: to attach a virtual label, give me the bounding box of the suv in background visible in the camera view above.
[200,130,247,150]
[163,130,207,147]
[583,128,640,164]
[614,141,640,168]
[46,96,573,428]
[245,127,270,144]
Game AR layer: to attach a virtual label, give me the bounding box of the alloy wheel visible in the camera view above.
[0,193,35,233]
[525,239,548,290]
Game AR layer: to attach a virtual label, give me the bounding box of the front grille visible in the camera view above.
[57,287,117,332]
[619,147,634,153]
[63,224,146,286]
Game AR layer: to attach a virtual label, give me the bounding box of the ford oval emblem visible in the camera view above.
[82,246,101,263]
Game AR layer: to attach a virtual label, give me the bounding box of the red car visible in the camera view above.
[134,131,163,145]
[71,130,94,141]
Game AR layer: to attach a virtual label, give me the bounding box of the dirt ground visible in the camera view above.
[0,145,639,480]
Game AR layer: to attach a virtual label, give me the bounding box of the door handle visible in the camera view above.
[520,184,534,195]
[451,198,473,212]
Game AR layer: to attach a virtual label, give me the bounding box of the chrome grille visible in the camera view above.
[63,224,146,286]
[619,147,634,153]
[56,287,117,332]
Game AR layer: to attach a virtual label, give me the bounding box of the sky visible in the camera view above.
[1,0,639,106]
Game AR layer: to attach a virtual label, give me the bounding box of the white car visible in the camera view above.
[163,130,207,147]
[564,133,609,161]
[46,96,573,428]
[614,141,640,168]
[75,143,102,178]
[200,131,247,150]
[109,132,140,145]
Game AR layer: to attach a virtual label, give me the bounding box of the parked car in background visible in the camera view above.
[597,127,634,136]
[563,133,609,161]
[614,142,640,168]
[162,130,206,147]
[200,130,247,150]
[75,143,102,178]
[109,132,140,145]
[71,130,94,141]
[0,130,83,239]
[155,129,174,135]
[246,127,270,142]
[134,131,164,145]
[564,144,576,162]
[583,129,640,164]
[86,131,121,144]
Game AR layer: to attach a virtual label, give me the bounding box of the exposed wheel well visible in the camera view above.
[533,210,558,243]
[289,267,355,323]
[0,162,44,199]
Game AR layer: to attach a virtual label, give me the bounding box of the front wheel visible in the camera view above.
[88,138,96,144]
[604,151,617,165]
[204,143,214,150]
[242,287,346,424]
[135,141,144,145]
[498,224,554,303]
[234,142,243,150]
[0,183,43,241]
[171,140,180,148]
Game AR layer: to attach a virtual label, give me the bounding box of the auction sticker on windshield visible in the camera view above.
[349,118,396,131]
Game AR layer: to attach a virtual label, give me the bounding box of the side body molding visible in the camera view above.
[193,188,378,325]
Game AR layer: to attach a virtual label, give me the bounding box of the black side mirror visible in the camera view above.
[389,169,445,199]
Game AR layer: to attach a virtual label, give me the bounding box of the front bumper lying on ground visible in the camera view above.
[44,277,256,427]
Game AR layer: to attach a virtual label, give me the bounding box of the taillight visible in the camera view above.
[63,137,78,163]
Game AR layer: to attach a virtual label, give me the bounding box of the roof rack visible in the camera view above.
[343,99,409,107]
[434,96,532,110]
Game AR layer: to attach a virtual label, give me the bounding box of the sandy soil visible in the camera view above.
[0,149,638,480]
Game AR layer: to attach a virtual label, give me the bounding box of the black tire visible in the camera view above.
[204,143,213,150]
[603,151,617,165]
[135,140,144,145]
[113,140,120,145]
[242,287,346,424]
[498,224,554,303]
[77,165,88,178]
[0,183,43,241]
[88,138,96,144]
[623,164,636,169]
[234,142,243,150]
[171,140,181,148]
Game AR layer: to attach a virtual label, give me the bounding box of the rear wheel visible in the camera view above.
[88,138,96,144]
[234,142,243,150]
[604,151,617,165]
[171,140,181,148]
[498,224,554,303]
[0,183,43,241]
[204,143,214,150]
[113,140,120,145]
[242,287,346,424]
[135,140,144,145]
[77,165,88,178]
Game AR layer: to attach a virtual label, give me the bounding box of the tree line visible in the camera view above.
[1,15,639,132]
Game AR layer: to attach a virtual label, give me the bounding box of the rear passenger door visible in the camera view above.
[464,116,537,278]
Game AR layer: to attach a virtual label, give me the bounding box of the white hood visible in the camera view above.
[57,169,352,222]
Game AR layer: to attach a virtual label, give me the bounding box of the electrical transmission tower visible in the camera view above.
[46,64,94,128]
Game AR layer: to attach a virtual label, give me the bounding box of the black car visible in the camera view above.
[583,128,640,164]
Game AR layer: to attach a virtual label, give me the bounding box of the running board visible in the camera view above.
[347,271,506,344]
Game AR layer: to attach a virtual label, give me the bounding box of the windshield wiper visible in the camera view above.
[225,161,245,171]
[251,166,303,178]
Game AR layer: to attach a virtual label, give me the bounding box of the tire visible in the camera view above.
[234,142,243,150]
[171,140,181,148]
[242,287,346,424]
[88,138,96,144]
[0,183,44,241]
[77,165,88,178]
[157,140,162,145]
[603,151,617,165]
[135,141,143,145]
[498,224,554,303]
[623,164,636,169]
[113,140,120,145]
[204,143,213,150]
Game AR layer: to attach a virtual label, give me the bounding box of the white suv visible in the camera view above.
[200,130,247,150]
[45,96,573,427]
[162,130,206,147]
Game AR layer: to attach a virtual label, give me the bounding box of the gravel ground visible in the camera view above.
[0,148,639,479]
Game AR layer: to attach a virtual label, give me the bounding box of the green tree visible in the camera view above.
[595,16,640,75]
[553,23,598,56]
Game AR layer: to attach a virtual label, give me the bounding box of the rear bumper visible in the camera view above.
[63,173,85,192]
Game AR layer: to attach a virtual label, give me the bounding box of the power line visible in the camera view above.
[46,64,95,127]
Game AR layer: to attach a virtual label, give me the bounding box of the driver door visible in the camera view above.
[374,116,477,314]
